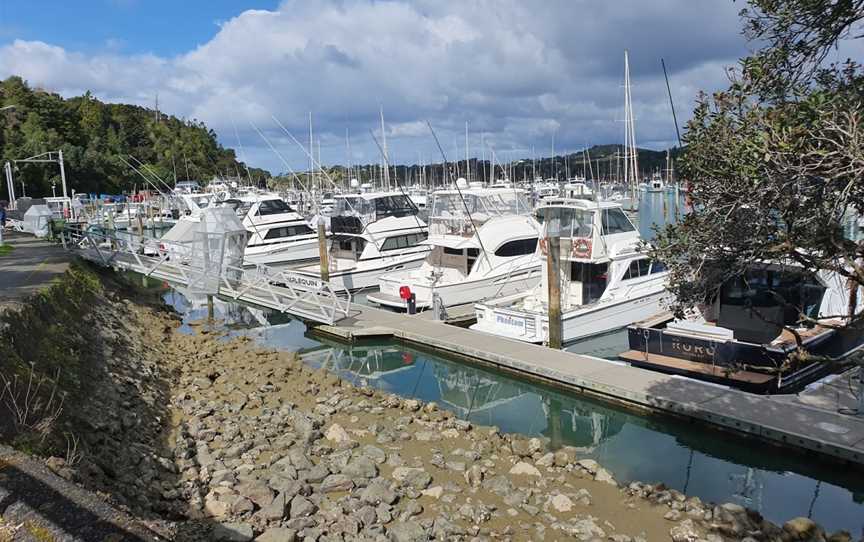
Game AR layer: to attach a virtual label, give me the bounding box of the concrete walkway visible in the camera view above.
[0,231,72,312]
[315,303,864,466]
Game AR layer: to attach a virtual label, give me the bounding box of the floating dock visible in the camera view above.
[314,302,864,467]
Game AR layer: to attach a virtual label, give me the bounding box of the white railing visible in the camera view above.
[60,226,352,324]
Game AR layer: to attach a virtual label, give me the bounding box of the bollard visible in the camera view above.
[407,293,417,315]
[207,294,214,321]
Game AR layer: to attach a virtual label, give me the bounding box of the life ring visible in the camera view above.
[571,237,592,258]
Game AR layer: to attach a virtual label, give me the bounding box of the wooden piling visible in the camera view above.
[318,219,330,282]
[546,232,562,350]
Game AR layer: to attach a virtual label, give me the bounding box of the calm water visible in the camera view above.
[296,338,863,535]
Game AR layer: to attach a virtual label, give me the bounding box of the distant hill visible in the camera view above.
[273,144,684,190]
[0,76,269,198]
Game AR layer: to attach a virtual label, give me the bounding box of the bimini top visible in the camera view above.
[429,188,532,218]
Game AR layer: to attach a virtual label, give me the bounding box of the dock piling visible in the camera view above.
[317,217,329,282]
[546,229,563,350]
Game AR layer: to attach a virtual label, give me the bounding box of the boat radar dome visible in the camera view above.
[350,178,360,188]
[456,177,468,189]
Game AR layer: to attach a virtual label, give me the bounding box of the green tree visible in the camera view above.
[652,1,864,339]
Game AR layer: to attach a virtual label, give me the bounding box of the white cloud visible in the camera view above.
[0,0,756,174]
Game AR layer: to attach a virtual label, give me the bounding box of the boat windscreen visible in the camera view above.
[536,207,593,237]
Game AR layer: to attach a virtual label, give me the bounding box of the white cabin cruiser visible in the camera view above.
[368,186,542,310]
[225,195,320,266]
[471,199,670,344]
[292,192,430,291]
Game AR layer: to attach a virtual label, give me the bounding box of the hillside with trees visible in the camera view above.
[0,76,270,199]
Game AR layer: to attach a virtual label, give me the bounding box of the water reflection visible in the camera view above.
[300,340,863,534]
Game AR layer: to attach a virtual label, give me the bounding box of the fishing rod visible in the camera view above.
[426,120,490,260]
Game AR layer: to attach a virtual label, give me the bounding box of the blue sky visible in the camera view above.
[0,0,279,57]
[1,1,756,174]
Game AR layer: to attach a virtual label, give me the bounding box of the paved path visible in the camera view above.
[0,231,72,312]
[315,303,864,466]
[0,445,161,541]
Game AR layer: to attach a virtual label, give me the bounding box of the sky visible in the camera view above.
[0,0,757,175]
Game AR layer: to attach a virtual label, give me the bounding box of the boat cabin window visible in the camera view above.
[375,195,417,217]
[263,224,315,240]
[571,262,608,304]
[380,232,428,251]
[257,199,293,216]
[601,208,635,234]
[624,258,651,280]
[333,236,366,259]
[494,238,538,258]
[434,246,480,274]
[650,261,667,274]
[718,269,826,343]
[536,207,593,237]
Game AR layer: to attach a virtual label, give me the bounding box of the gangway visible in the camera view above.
[60,226,351,325]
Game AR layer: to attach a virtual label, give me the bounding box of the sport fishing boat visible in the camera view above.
[620,263,864,393]
[224,195,320,266]
[368,184,542,310]
[291,192,430,291]
[471,198,670,344]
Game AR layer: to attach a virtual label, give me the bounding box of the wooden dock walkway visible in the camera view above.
[315,302,864,466]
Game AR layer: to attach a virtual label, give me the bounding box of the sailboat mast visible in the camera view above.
[380,106,390,191]
[465,121,470,184]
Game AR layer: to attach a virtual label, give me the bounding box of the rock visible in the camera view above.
[388,520,427,542]
[319,474,354,493]
[402,399,421,412]
[445,461,466,472]
[562,517,605,540]
[594,467,617,485]
[432,517,465,539]
[286,448,313,470]
[783,517,823,540]
[391,467,432,489]
[528,437,545,454]
[664,510,682,521]
[289,495,317,518]
[342,455,378,479]
[256,527,297,542]
[415,431,440,442]
[421,486,444,499]
[576,459,599,475]
[360,482,398,505]
[230,496,255,515]
[670,519,701,542]
[238,481,275,508]
[302,463,330,483]
[205,497,231,519]
[464,465,484,488]
[324,423,352,445]
[536,453,555,467]
[213,522,254,542]
[259,492,289,521]
[509,461,541,477]
[574,488,592,506]
[827,532,853,542]
[550,494,573,513]
[361,445,387,464]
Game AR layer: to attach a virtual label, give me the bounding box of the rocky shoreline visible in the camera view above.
[5,268,853,542]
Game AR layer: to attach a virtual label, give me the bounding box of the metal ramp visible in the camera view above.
[61,227,351,325]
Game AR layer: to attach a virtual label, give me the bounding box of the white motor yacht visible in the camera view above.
[291,192,430,291]
[368,185,542,310]
[471,198,670,344]
[225,195,321,266]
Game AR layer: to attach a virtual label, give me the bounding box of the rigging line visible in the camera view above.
[368,129,427,235]
[425,120,490,261]
[410,354,428,397]
[118,156,168,198]
[269,115,359,216]
[127,155,174,193]
[231,117,255,187]
[661,58,683,148]
[250,121,309,196]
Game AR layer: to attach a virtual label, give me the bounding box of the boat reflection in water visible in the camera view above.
[298,340,863,534]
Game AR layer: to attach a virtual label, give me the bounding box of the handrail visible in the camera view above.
[60,225,351,324]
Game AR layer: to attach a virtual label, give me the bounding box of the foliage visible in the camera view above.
[652,0,864,329]
[0,77,270,199]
